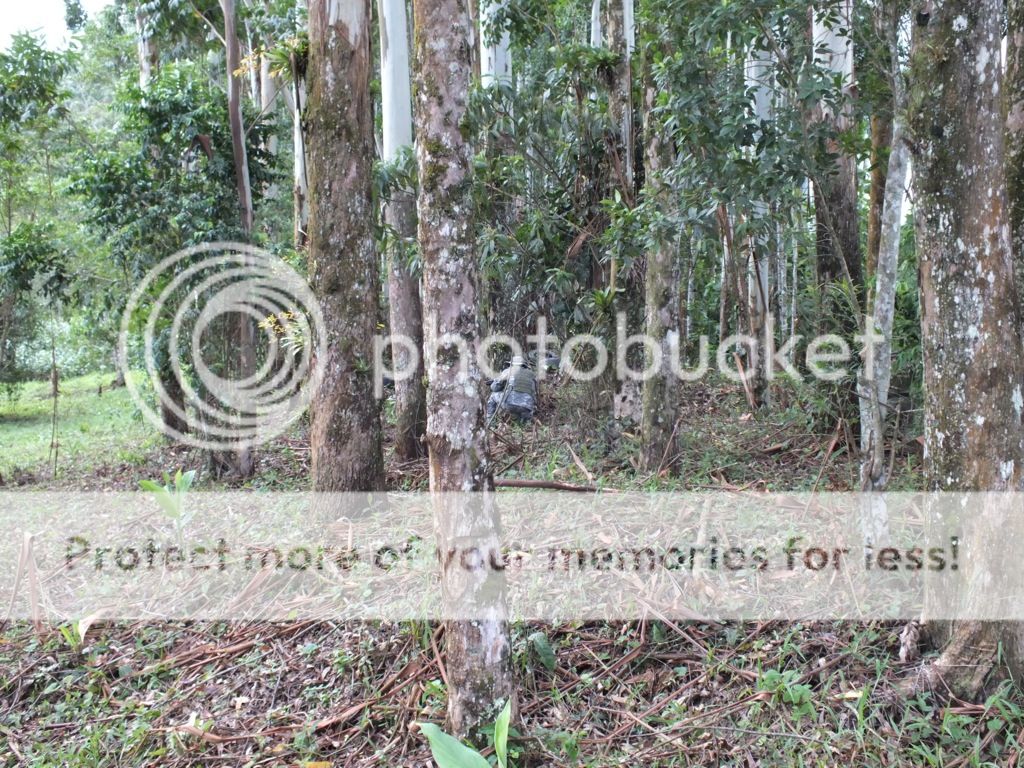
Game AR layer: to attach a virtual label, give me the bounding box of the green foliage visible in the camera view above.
[758,668,815,720]
[417,700,513,768]
[139,467,197,543]
[0,33,71,127]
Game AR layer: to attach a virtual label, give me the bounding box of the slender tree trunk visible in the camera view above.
[306,0,384,491]
[412,0,512,736]
[745,48,773,408]
[812,0,863,325]
[909,0,1024,698]
[479,0,511,86]
[286,0,310,249]
[866,113,893,289]
[859,2,908,499]
[590,0,602,46]
[221,0,256,478]
[259,49,280,198]
[640,43,679,473]
[379,0,426,460]
[605,0,635,215]
[135,6,158,88]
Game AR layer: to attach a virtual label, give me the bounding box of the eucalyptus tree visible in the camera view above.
[305,0,384,491]
[412,0,512,737]
[378,0,426,460]
[909,0,1024,698]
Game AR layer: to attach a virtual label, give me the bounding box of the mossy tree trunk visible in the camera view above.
[306,0,384,492]
[909,0,1024,698]
[412,0,512,738]
[640,38,679,473]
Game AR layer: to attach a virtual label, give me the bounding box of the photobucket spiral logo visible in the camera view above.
[118,243,325,450]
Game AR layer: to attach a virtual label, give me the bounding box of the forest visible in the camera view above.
[2,0,1024,764]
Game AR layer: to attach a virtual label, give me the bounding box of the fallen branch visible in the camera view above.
[494,478,603,492]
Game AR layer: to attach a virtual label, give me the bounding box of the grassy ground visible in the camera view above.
[0,373,162,484]
[3,370,1007,768]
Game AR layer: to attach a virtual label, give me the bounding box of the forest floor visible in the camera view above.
[3,373,1021,767]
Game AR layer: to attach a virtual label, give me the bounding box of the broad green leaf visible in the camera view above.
[494,700,511,768]
[529,631,556,672]
[416,722,490,768]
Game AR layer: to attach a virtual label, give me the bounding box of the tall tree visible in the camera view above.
[378,0,427,460]
[412,0,512,736]
[306,0,384,491]
[218,0,257,478]
[857,0,909,555]
[745,46,773,407]
[639,33,679,472]
[909,0,1024,697]
[811,0,863,325]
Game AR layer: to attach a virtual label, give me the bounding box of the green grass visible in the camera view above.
[0,372,162,479]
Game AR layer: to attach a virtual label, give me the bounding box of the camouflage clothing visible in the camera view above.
[487,362,537,422]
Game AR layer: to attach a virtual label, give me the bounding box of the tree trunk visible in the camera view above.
[479,0,511,86]
[306,0,385,491]
[379,0,427,461]
[412,0,512,737]
[259,49,280,198]
[221,0,256,478]
[640,44,679,473]
[286,0,311,250]
[605,0,635,212]
[866,114,893,290]
[590,0,602,47]
[135,6,158,88]
[858,1,908,498]
[812,0,863,327]
[909,0,1024,699]
[745,48,773,408]
[1009,0,1024,293]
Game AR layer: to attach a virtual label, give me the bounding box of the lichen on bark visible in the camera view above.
[306,0,385,492]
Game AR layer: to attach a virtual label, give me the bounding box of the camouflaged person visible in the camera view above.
[486,355,538,423]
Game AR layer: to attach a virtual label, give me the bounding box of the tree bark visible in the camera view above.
[866,114,892,288]
[221,0,256,478]
[135,6,158,88]
[858,1,908,499]
[1009,0,1024,291]
[479,0,511,86]
[909,0,1024,699]
[306,0,385,491]
[379,0,427,461]
[412,0,512,736]
[745,48,774,408]
[605,0,635,213]
[812,0,863,326]
[640,43,679,473]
